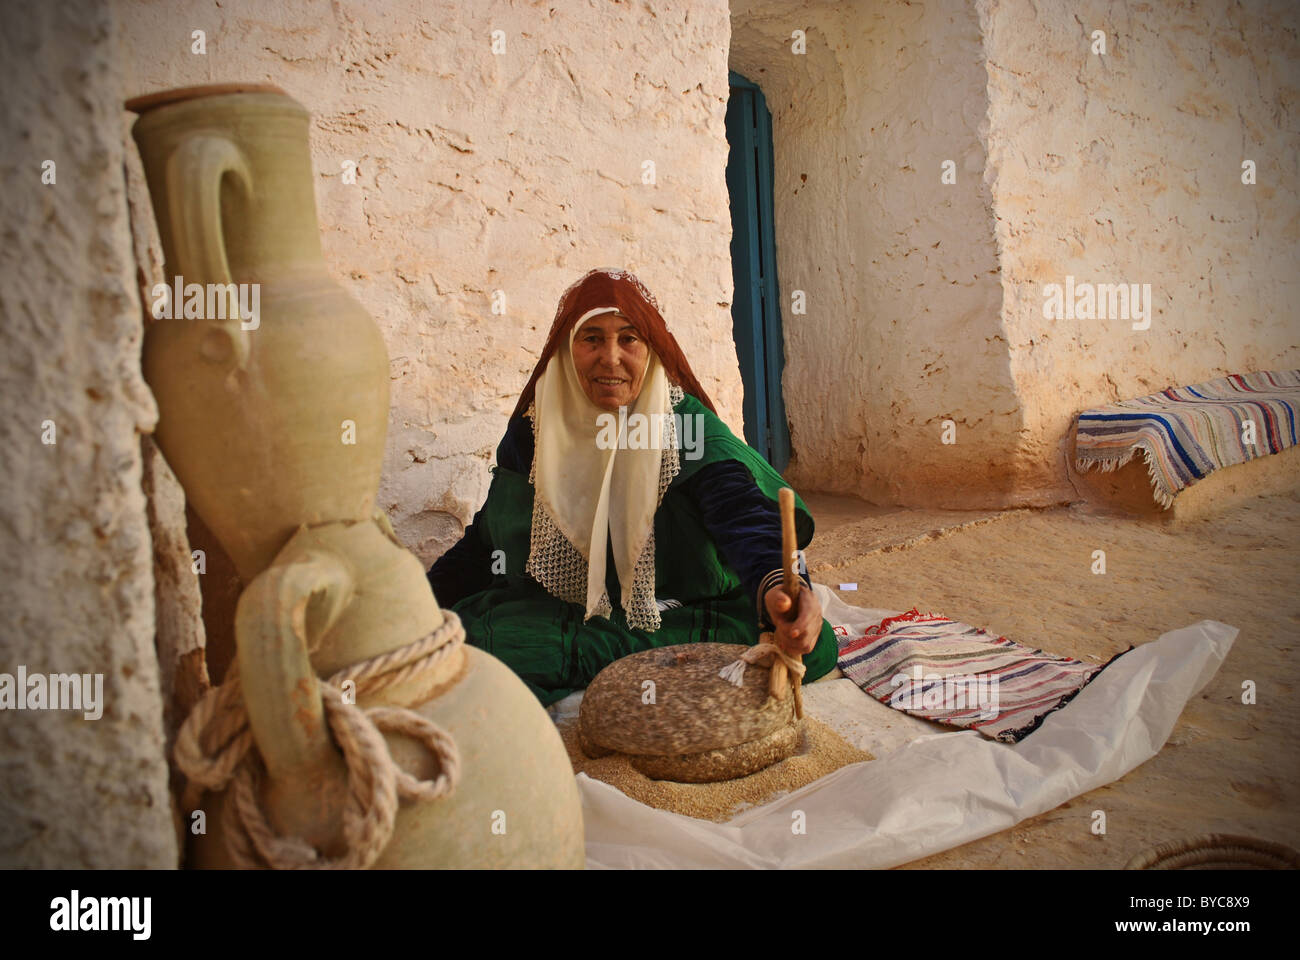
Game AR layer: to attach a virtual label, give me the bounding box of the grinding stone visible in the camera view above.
[627,721,802,783]
[578,643,798,782]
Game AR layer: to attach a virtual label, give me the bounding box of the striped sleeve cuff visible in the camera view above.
[756,567,810,630]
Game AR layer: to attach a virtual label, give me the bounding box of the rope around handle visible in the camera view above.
[174,611,466,869]
[717,637,807,719]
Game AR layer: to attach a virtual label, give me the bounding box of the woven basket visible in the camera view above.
[1125,834,1300,870]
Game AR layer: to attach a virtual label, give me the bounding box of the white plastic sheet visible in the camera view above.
[575,584,1238,869]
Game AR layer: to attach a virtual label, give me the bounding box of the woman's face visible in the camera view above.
[572,312,650,410]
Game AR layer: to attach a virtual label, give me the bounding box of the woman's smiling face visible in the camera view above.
[572,312,650,410]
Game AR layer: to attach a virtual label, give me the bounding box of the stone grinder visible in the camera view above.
[578,488,808,782]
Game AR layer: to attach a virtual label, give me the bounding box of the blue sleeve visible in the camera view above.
[426,505,493,608]
[681,459,811,627]
[426,416,534,607]
[495,414,534,474]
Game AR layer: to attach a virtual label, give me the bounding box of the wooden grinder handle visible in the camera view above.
[768,488,805,719]
[779,487,799,602]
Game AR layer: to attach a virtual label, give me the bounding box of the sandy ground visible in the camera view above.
[801,490,1300,868]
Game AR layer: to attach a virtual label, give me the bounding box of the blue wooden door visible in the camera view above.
[725,71,790,471]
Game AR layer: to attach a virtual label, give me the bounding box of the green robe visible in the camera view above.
[450,393,838,705]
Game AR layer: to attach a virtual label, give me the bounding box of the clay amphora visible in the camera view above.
[128,85,584,868]
[129,84,386,582]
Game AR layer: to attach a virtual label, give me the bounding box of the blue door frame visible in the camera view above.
[725,70,790,472]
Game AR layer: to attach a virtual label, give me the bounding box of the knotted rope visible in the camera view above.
[717,633,806,720]
[174,611,466,869]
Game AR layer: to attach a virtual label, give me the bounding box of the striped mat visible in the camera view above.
[836,610,1110,743]
[1074,369,1300,508]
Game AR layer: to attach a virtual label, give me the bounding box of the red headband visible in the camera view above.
[512,269,717,418]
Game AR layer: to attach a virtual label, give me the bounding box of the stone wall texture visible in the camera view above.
[115,0,740,567]
[0,1,177,868]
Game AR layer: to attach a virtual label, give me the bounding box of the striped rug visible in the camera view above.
[836,610,1111,743]
[1074,369,1300,508]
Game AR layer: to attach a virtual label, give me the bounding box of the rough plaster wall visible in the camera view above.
[731,1,1023,509]
[0,1,178,867]
[114,0,739,567]
[981,0,1300,499]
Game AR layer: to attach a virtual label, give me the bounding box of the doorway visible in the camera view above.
[725,70,790,471]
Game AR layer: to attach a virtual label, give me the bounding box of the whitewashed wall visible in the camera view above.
[982,0,1300,503]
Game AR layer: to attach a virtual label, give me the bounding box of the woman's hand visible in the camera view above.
[764,583,822,657]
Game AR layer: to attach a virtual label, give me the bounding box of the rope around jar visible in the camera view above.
[174,611,466,869]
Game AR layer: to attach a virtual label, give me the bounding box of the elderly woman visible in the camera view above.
[427,268,837,705]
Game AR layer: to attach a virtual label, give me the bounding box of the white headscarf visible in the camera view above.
[525,308,682,631]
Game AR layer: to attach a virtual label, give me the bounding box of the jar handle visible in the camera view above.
[164,133,253,369]
[236,549,353,784]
